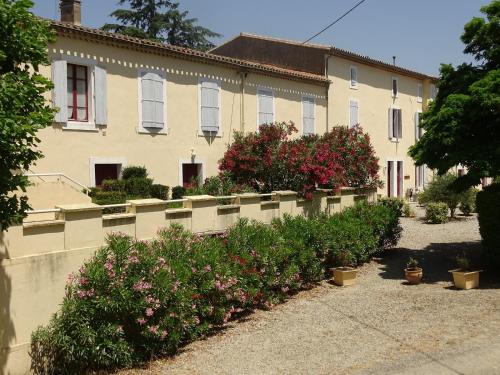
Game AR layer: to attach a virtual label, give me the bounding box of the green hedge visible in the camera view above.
[425,202,448,224]
[151,184,169,200]
[476,183,500,266]
[30,201,401,374]
[122,166,148,180]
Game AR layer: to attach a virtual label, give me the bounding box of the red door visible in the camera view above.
[387,161,393,197]
[397,161,403,197]
[95,164,119,186]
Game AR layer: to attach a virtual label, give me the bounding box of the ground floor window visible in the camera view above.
[95,164,121,186]
[387,160,403,197]
[182,163,203,188]
[416,165,427,189]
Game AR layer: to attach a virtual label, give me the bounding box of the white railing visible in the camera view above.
[24,173,91,195]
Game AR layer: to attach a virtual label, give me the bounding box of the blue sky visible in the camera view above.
[32,0,490,76]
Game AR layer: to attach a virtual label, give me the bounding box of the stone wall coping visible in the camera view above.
[102,213,136,221]
[127,198,168,207]
[272,190,298,196]
[235,193,262,199]
[185,195,216,202]
[165,208,193,215]
[55,203,102,212]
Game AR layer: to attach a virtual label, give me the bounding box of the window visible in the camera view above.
[67,64,88,122]
[417,83,423,103]
[387,160,404,197]
[302,96,315,135]
[416,165,427,188]
[389,107,402,139]
[415,112,423,140]
[430,84,437,100]
[52,60,107,128]
[94,164,121,187]
[392,77,398,97]
[182,163,203,188]
[139,71,165,131]
[200,80,220,133]
[257,88,274,126]
[349,99,359,128]
[350,66,358,88]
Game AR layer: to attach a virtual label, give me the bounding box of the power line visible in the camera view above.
[303,0,368,44]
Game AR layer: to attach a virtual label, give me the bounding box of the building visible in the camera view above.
[211,33,438,198]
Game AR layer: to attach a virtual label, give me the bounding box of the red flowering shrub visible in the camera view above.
[219,122,381,199]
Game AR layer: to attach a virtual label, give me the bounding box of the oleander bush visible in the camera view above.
[476,183,500,267]
[30,201,400,374]
[425,202,449,224]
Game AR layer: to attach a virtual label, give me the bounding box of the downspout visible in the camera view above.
[324,53,330,133]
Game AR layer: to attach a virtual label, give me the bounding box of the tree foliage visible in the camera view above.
[102,0,220,51]
[408,1,500,190]
[0,0,55,230]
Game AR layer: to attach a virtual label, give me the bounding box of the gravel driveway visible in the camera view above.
[122,207,500,375]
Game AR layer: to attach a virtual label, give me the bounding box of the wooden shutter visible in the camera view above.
[388,108,394,138]
[94,65,107,126]
[397,109,402,139]
[415,112,421,140]
[200,80,220,133]
[303,97,314,134]
[349,100,359,128]
[52,60,68,123]
[141,71,164,129]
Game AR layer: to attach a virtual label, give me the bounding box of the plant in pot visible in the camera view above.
[332,250,357,287]
[404,257,423,285]
[449,253,482,290]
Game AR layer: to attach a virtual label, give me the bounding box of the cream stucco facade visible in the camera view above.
[32,31,327,194]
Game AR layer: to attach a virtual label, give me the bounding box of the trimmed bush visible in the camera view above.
[124,177,153,198]
[30,202,401,373]
[122,166,148,180]
[171,185,186,200]
[476,183,500,267]
[425,202,448,224]
[91,191,127,206]
[459,188,478,216]
[379,197,405,217]
[151,184,169,200]
[101,179,126,192]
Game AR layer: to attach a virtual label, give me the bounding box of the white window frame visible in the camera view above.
[89,157,127,187]
[137,68,168,135]
[415,111,423,141]
[349,98,359,128]
[257,87,275,128]
[386,158,404,198]
[391,76,398,98]
[349,65,358,89]
[416,164,427,189]
[57,56,97,131]
[389,105,402,141]
[301,95,315,135]
[178,159,206,187]
[198,78,222,137]
[417,83,423,103]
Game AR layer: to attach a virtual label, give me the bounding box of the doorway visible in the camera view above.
[182,163,203,188]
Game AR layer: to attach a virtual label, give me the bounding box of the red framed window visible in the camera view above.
[67,64,88,121]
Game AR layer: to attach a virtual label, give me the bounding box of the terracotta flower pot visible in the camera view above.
[449,269,482,290]
[405,267,423,284]
[332,267,357,286]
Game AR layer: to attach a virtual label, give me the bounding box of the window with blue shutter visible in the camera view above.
[302,96,315,135]
[258,89,274,126]
[141,71,164,130]
[200,80,220,133]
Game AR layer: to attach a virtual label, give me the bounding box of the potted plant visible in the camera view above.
[332,250,357,287]
[404,257,423,285]
[449,253,482,290]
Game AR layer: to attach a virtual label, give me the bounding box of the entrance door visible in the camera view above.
[387,160,403,197]
[95,164,120,186]
[182,163,202,188]
[397,161,403,198]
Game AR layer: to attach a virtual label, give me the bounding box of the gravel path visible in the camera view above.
[121,207,500,375]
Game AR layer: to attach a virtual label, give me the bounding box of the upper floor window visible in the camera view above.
[430,84,437,100]
[52,60,107,129]
[199,79,221,134]
[139,71,165,131]
[349,99,359,128]
[415,112,423,140]
[389,106,402,140]
[350,66,358,89]
[302,96,315,135]
[67,64,88,122]
[392,77,398,98]
[417,83,423,103]
[257,88,274,126]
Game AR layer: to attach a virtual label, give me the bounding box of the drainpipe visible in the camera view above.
[325,53,330,133]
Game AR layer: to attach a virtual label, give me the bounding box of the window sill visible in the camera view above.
[63,122,99,132]
[137,127,169,135]
[417,99,423,103]
[349,85,358,90]
[197,131,223,138]
[389,137,401,143]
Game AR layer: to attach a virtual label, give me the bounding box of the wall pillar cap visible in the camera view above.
[272,190,297,196]
[185,195,216,202]
[55,203,101,212]
[127,198,168,207]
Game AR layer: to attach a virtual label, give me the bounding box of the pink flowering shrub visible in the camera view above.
[31,202,401,374]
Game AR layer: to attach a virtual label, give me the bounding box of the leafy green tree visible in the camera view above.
[102,0,220,51]
[0,0,55,230]
[409,1,500,190]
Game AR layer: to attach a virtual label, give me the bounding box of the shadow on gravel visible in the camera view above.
[376,242,500,289]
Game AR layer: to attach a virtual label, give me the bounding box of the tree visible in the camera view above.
[408,0,500,190]
[102,0,220,51]
[0,0,55,230]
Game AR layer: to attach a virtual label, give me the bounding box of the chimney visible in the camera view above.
[392,56,396,66]
[60,0,81,25]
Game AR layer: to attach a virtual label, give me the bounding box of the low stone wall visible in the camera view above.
[0,188,376,374]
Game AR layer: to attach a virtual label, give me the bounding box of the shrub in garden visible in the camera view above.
[124,177,153,198]
[459,188,478,216]
[91,191,127,206]
[30,202,401,373]
[201,173,255,197]
[402,202,416,218]
[171,185,186,199]
[122,166,148,180]
[476,183,500,267]
[379,197,405,217]
[150,184,169,200]
[425,202,449,224]
[102,179,126,192]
